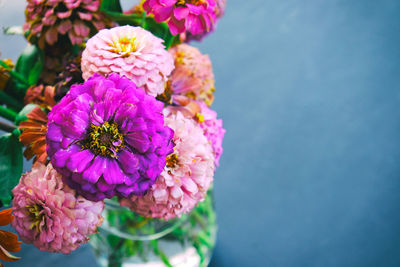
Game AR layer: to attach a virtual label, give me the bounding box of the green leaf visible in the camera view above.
[103,11,181,49]
[100,0,122,13]
[14,104,37,126]
[28,61,43,85]
[0,133,23,205]
[15,44,44,86]
[104,11,143,26]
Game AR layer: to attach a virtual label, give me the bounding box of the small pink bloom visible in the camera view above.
[167,44,215,106]
[143,0,217,35]
[24,0,112,47]
[120,108,215,220]
[81,26,174,97]
[11,163,104,254]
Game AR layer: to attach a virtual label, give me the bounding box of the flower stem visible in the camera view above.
[0,120,17,133]
[192,210,207,230]
[0,106,17,122]
[108,238,124,267]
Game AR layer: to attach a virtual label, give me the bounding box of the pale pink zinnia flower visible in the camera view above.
[120,108,215,220]
[11,163,104,254]
[24,0,112,48]
[81,26,174,97]
[166,44,215,106]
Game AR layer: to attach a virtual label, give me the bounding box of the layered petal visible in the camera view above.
[11,163,103,254]
[47,74,174,201]
[120,108,214,220]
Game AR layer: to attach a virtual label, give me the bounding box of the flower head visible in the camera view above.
[0,209,21,263]
[19,106,49,164]
[195,102,225,166]
[120,108,214,220]
[24,85,56,109]
[11,163,104,254]
[162,44,215,106]
[81,26,174,97]
[143,0,217,36]
[46,73,174,201]
[24,0,112,48]
[181,0,226,41]
[54,54,84,101]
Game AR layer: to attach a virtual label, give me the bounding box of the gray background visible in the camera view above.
[2,0,400,266]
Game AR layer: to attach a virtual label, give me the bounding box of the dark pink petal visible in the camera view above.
[78,11,92,21]
[153,6,174,22]
[58,20,72,35]
[168,16,186,35]
[57,10,72,19]
[159,0,176,6]
[73,20,90,37]
[45,27,58,45]
[173,6,189,20]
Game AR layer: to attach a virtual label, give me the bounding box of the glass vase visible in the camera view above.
[89,190,217,267]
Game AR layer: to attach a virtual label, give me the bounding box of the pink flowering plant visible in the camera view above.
[0,0,226,266]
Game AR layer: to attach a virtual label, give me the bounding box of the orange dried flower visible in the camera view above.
[19,106,48,163]
[0,209,21,263]
[24,84,56,109]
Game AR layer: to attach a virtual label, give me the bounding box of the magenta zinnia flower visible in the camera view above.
[24,0,112,47]
[11,163,104,254]
[46,73,174,201]
[181,0,226,41]
[81,26,174,97]
[120,108,215,220]
[143,0,217,35]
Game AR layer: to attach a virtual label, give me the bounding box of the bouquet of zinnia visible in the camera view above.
[0,0,225,266]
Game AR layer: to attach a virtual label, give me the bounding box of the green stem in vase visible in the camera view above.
[151,239,173,267]
[108,238,124,267]
[192,210,208,230]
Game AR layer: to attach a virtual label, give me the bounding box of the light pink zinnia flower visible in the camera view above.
[11,163,104,254]
[166,44,215,106]
[120,108,215,220]
[24,0,112,48]
[81,26,174,96]
[143,0,217,35]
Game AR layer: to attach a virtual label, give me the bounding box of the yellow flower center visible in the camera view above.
[156,80,173,104]
[82,121,125,158]
[108,36,138,57]
[27,204,45,233]
[175,51,186,65]
[195,113,205,123]
[166,153,179,168]
[176,0,206,6]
